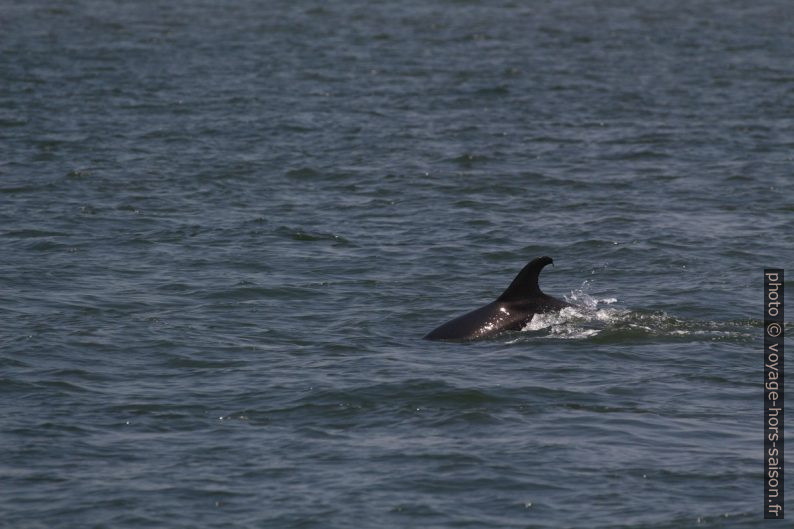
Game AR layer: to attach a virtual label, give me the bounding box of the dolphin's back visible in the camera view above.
[423,302,516,341]
[423,256,572,341]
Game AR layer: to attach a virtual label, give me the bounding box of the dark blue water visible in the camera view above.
[2,1,793,527]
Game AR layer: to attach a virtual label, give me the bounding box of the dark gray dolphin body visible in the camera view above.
[424,256,572,341]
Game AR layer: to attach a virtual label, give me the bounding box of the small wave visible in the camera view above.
[447,153,491,167]
[2,229,69,238]
[284,167,319,179]
[274,226,350,245]
[474,85,509,96]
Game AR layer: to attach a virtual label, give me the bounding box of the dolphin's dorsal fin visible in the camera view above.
[496,256,553,302]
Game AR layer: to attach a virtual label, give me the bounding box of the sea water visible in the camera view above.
[2,1,793,527]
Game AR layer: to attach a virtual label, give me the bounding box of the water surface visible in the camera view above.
[2,1,793,527]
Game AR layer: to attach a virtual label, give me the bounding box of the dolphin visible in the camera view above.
[423,256,572,341]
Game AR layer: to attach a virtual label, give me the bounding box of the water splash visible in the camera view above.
[516,284,755,343]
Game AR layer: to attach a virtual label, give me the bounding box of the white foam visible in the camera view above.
[512,284,753,342]
[519,286,624,339]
